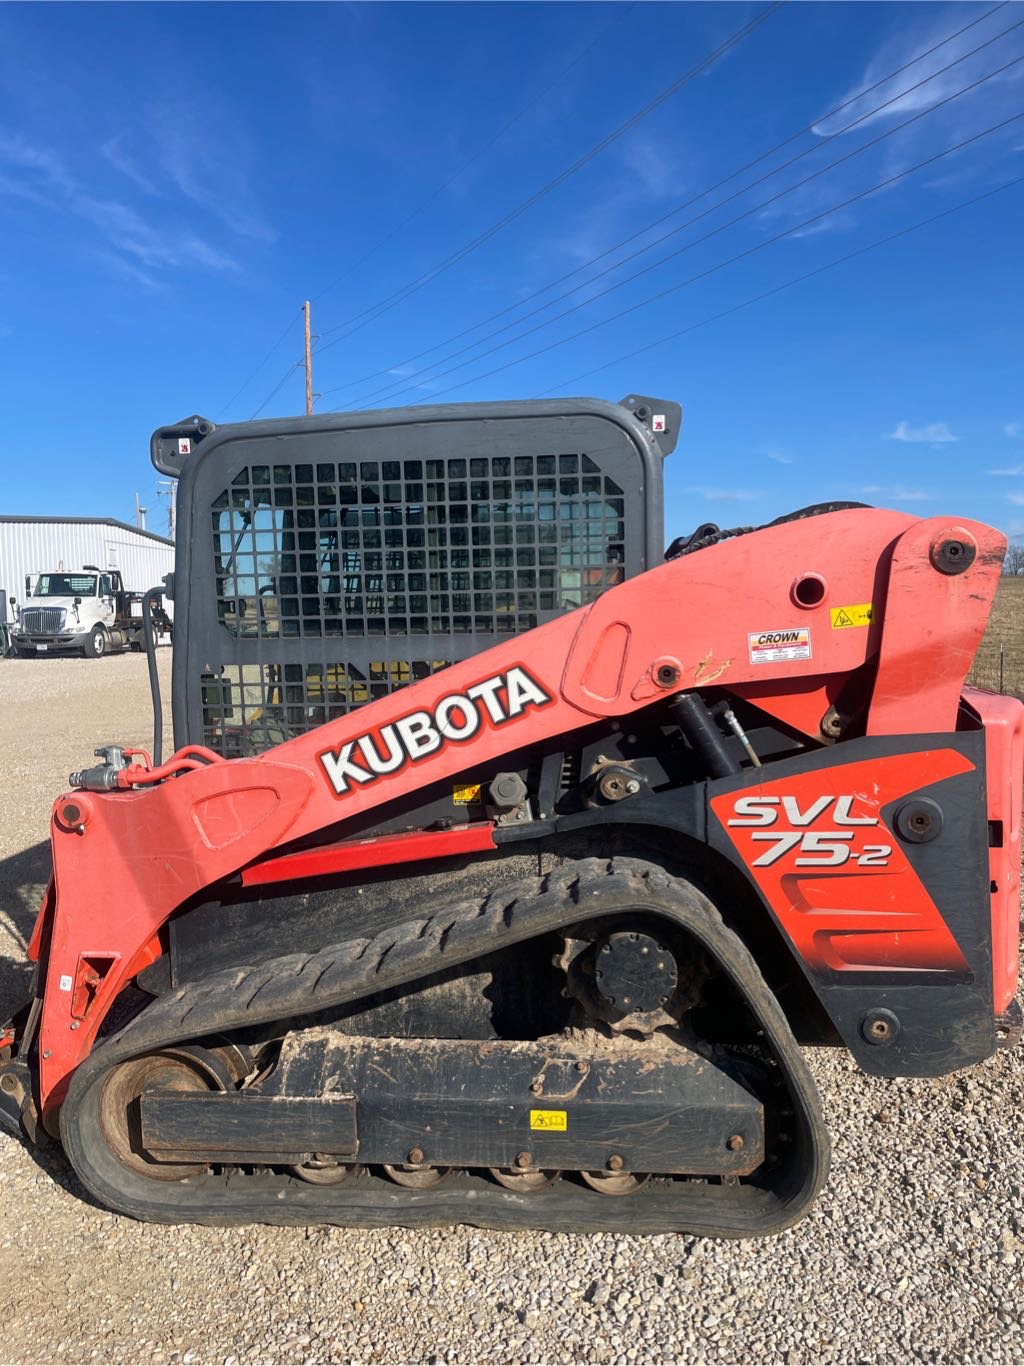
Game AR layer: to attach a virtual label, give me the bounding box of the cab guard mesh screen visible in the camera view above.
[160,401,669,757]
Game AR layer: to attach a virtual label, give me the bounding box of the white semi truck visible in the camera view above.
[8,565,171,658]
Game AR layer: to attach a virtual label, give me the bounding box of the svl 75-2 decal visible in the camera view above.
[710,753,974,974]
[727,794,892,868]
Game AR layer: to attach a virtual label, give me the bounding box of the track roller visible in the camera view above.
[383,1163,452,1189]
[291,1160,361,1186]
[490,1167,559,1192]
[580,1169,650,1196]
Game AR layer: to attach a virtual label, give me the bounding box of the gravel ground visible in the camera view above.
[0,652,1022,1365]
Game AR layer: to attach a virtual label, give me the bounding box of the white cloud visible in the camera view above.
[758,443,794,465]
[812,14,1024,139]
[886,420,957,444]
[785,208,857,240]
[860,484,932,502]
[989,463,1024,477]
[1008,492,1024,506]
[379,363,438,395]
[100,135,159,196]
[796,12,1024,239]
[1005,422,1022,438]
[616,131,693,206]
[100,108,276,245]
[686,486,762,503]
[0,130,75,193]
[146,103,276,245]
[0,168,56,207]
[0,128,244,280]
[94,250,162,292]
[77,195,238,274]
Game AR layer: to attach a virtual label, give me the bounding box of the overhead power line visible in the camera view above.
[219,10,631,420]
[250,360,302,420]
[313,2,785,352]
[533,174,1024,397]
[215,308,302,420]
[337,45,1024,409]
[339,108,1024,409]
[318,0,1009,402]
[312,4,635,304]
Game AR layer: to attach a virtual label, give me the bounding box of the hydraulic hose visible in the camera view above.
[141,587,165,766]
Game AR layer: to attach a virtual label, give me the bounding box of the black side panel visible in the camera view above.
[704,730,994,1078]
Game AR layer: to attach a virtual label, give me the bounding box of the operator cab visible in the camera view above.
[152,397,680,758]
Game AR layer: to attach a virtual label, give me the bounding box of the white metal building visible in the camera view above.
[0,517,175,610]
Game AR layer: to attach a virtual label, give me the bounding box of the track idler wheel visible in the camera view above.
[98,1046,232,1181]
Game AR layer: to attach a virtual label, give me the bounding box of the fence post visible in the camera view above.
[999,642,1004,694]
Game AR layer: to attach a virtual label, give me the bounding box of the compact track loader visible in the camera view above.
[1,396,1021,1236]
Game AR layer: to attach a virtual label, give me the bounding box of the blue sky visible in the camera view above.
[1,1,1022,545]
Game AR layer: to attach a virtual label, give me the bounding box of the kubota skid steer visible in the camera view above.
[1,396,1021,1237]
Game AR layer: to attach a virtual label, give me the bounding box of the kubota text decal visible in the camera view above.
[318,666,551,796]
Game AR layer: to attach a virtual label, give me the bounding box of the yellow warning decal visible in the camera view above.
[830,603,873,629]
[529,1109,567,1132]
[452,782,482,805]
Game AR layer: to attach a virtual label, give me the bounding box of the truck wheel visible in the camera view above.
[84,626,107,658]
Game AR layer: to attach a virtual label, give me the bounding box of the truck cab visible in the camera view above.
[9,566,169,658]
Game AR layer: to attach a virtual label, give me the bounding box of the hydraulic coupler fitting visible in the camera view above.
[69,745,129,792]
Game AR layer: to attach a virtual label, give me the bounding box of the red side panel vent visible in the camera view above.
[71,954,118,1022]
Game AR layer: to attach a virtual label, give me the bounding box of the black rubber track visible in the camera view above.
[60,858,831,1235]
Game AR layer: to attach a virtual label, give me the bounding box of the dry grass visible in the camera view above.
[969,575,1024,698]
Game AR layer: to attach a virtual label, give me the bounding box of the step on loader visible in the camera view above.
[1,395,1021,1236]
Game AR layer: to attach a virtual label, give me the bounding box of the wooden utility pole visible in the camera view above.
[303,300,313,416]
[157,479,177,540]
